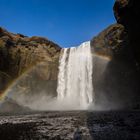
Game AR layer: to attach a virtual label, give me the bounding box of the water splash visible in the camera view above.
[57,41,94,109]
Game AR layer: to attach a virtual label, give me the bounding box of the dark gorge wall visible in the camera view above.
[114,0,140,65]
[91,0,140,109]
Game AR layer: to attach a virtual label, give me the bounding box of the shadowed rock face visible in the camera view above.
[0,27,61,98]
[114,0,140,65]
[91,0,140,109]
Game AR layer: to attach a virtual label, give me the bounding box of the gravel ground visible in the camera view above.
[0,111,140,140]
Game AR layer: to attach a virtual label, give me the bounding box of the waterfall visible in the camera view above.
[57,41,94,109]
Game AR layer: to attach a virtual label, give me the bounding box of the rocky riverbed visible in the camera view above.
[0,111,140,140]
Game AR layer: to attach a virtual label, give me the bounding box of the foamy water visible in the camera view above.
[57,41,94,109]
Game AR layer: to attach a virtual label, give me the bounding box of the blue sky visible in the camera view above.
[0,0,115,47]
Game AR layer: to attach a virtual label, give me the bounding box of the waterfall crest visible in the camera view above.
[57,41,94,109]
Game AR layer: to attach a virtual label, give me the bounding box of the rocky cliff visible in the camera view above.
[91,0,140,109]
[0,27,61,100]
[114,0,140,65]
[1,0,140,110]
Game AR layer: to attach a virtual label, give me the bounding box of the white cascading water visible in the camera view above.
[57,41,94,109]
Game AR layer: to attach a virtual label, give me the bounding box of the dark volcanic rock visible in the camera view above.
[91,0,140,109]
[114,0,140,65]
[0,111,140,140]
[91,24,139,109]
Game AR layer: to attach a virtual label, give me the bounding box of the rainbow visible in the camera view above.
[92,53,112,61]
[0,77,22,101]
[0,53,111,102]
[0,66,36,101]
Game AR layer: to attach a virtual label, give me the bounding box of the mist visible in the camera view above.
[0,46,127,112]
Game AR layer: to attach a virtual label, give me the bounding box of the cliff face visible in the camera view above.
[0,27,61,98]
[114,0,140,66]
[114,0,140,65]
[1,0,140,110]
[91,0,140,109]
[91,24,129,59]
